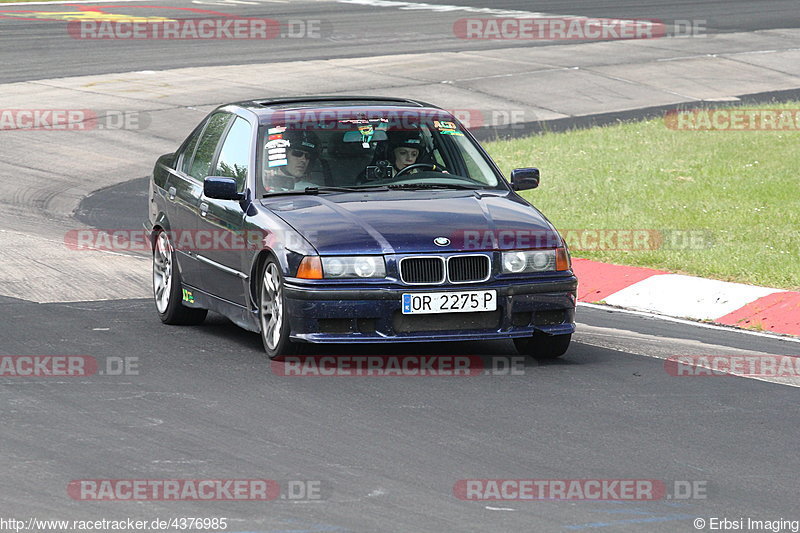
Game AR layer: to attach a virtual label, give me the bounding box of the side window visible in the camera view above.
[189,113,231,181]
[214,117,252,191]
[178,127,202,175]
[449,134,499,186]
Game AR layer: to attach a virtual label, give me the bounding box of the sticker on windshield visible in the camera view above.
[266,136,289,167]
[434,120,464,136]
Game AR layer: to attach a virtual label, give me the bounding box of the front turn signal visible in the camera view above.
[297,256,323,279]
[556,247,571,271]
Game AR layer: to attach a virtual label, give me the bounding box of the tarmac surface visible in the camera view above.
[1,2,799,530]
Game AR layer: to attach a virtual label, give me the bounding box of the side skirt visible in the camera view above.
[180,284,261,333]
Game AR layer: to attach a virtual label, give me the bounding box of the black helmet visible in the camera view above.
[389,130,424,152]
[283,130,321,157]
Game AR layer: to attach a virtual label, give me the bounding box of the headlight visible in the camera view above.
[321,256,386,279]
[502,248,569,274]
[502,252,529,273]
[325,258,346,277]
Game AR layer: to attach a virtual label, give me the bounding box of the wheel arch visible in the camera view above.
[149,213,171,250]
[248,248,284,311]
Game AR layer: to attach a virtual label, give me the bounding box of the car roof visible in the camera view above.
[229,96,444,117]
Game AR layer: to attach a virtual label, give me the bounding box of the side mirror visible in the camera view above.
[510,168,540,191]
[204,176,244,201]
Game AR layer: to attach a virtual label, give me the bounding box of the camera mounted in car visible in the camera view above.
[365,160,394,181]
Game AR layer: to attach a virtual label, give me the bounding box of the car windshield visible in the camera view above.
[258,108,505,195]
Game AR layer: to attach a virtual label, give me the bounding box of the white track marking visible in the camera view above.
[192,0,261,5]
[576,321,800,388]
[578,302,800,344]
[335,0,568,18]
[603,274,783,320]
[334,0,642,29]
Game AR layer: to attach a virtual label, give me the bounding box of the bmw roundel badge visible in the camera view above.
[434,237,450,247]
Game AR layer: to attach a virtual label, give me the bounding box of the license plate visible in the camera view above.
[402,290,497,315]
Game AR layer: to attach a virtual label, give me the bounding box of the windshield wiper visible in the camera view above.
[263,185,389,197]
[387,182,483,190]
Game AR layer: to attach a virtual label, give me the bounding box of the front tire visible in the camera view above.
[259,260,300,359]
[152,230,207,325]
[514,333,571,359]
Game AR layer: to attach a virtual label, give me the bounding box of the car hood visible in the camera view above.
[260,190,560,255]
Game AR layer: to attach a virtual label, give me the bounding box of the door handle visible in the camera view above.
[199,202,209,217]
[167,186,176,201]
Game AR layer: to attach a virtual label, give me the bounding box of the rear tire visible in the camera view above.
[259,260,301,359]
[514,333,571,359]
[152,230,207,325]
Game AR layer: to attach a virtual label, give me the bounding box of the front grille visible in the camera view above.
[400,254,491,284]
[448,255,490,283]
[400,257,445,284]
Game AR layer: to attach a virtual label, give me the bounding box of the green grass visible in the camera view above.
[485,102,800,290]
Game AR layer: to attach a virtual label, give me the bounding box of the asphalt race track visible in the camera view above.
[1,1,800,532]
[2,296,799,532]
[0,0,798,82]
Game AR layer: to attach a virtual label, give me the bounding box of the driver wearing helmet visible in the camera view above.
[263,130,321,191]
[388,131,423,173]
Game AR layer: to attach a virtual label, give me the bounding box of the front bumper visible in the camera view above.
[283,276,577,343]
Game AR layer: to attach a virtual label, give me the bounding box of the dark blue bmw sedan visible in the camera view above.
[148,96,577,359]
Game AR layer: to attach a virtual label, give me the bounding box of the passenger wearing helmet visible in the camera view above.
[263,130,321,191]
